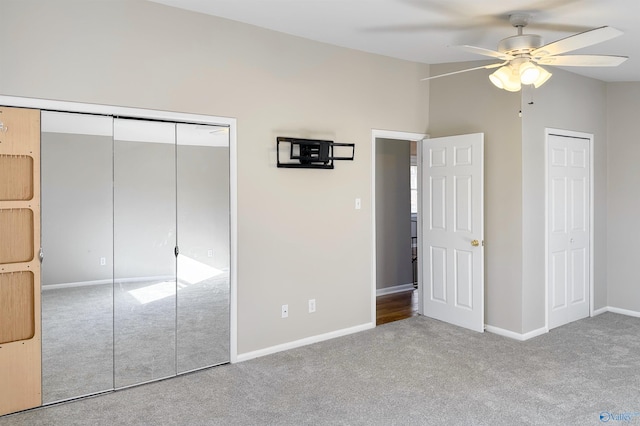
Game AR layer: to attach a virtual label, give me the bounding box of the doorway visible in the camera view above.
[372,130,485,332]
[371,130,426,326]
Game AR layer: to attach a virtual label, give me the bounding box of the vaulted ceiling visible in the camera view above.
[150,0,639,82]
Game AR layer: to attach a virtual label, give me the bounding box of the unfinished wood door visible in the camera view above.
[0,106,42,415]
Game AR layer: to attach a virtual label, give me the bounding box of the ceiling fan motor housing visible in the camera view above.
[498,34,544,55]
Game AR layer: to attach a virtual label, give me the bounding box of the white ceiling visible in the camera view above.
[149,0,639,82]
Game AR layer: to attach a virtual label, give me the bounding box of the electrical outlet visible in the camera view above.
[355,198,361,210]
[308,299,316,313]
[207,249,213,258]
[100,257,106,266]
[281,304,289,318]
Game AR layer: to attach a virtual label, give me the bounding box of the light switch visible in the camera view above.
[355,198,361,210]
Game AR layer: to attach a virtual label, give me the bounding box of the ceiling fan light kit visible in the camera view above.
[423,12,627,92]
[488,60,552,91]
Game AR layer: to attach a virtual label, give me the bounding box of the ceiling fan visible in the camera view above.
[422,13,628,91]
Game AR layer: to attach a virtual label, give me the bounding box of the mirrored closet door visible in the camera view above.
[113,119,177,388]
[41,112,114,403]
[176,124,230,373]
[41,112,230,403]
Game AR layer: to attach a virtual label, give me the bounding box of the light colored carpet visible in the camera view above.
[3,312,639,425]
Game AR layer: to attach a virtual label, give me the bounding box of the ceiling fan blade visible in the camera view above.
[457,45,514,60]
[532,26,623,57]
[421,62,506,81]
[537,54,628,67]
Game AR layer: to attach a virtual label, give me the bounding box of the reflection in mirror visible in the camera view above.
[176,124,230,372]
[41,111,114,403]
[113,118,177,388]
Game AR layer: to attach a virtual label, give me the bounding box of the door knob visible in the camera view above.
[471,240,480,247]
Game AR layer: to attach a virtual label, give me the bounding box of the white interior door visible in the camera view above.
[547,133,590,329]
[420,133,484,332]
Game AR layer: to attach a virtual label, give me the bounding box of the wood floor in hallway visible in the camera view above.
[376,289,418,326]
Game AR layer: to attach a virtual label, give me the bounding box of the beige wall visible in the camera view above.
[520,69,607,332]
[375,138,413,291]
[606,83,640,312]
[428,61,523,332]
[0,0,429,355]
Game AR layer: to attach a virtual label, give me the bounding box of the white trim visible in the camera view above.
[229,117,238,363]
[417,139,425,315]
[606,306,640,318]
[0,94,239,364]
[591,306,640,318]
[592,306,609,316]
[376,283,415,297]
[0,95,235,127]
[236,322,375,363]
[485,325,548,341]
[371,129,427,327]
[544,128,594,330]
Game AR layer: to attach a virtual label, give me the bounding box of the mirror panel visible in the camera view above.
[113,119,177,388]
[176,124,230,372]
[41,111,114,403]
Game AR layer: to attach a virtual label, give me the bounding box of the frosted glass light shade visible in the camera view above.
[489,72,505,89]
[489,66,522,92]
[519,62,541,85]
[533,67,552,88]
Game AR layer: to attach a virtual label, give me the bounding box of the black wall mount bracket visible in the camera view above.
[276,136,355,169]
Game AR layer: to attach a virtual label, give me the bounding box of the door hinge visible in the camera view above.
[174,246,179,257]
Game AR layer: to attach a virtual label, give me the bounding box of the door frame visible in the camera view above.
[0,95,239,362]
[370,129,427,324]
[544,128,594,329]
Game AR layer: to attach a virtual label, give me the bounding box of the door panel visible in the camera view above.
[547,133,590,329]
[113,119,177,388]
[455,249,473,310]
[551,251,567,310]
[176,123,230,373]
[41,111,114,403]
[430,177,446,229]
[421,133,484,332]
[454,176,472,232]
[430,246,447,303]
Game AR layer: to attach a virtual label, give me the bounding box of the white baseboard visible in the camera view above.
[42,275,175,291]
[488,307,640,341]
[605,306,640,318]
[376,283,415,297]
[235,322,375,363]
[592,306,609,316]
[485,325,548,341]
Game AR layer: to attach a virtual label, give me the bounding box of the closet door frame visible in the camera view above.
[0,95,239,363]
